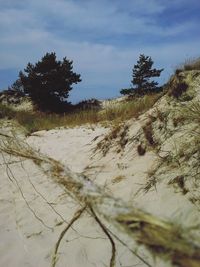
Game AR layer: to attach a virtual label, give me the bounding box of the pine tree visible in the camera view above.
[12,52,81,112]
[121,54,163,96]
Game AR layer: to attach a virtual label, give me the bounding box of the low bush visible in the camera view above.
[75,98,101,111]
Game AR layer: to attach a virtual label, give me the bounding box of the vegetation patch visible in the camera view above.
[183,101,200,123]
[172,115,186,128]
[167,74,188,98]
[142,119,155,146]
[95,123,130,155]
[137,143,146,156]
[112,175,126,184]
[176,57,200,72]
[0,92,161,134]
[168,176,189,195]
[100,93,162,122]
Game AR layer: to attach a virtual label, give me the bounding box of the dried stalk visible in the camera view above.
[90,206,116,267]
[51,206,86,267]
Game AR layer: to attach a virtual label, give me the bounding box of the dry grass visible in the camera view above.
[182,101,200,179]
[183,101,200,123]
[168,176,189,195]
[172,101,200,128]
[116,211,200,267]
[177,101,200,160]
[0,104,100,133]
[101,93,162,122]
[95,123,130,155]
[112,175,126,184]
[0,93,161,134]
[175,57,200,73]
[172,115,186,127]
[182,57,200,71]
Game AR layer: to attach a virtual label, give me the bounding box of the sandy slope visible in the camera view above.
[1,71,200,267]
[0,123,199,267]
[1,126,156,267]
[26,122,199,224]
[27,126,108,173]
[0,118,199,267]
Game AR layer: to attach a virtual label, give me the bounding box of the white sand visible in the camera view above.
[0,125,154,267]
[1,102,199,266]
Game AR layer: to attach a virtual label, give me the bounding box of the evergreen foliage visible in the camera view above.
[121,54,163,96]
[12,52,81,112]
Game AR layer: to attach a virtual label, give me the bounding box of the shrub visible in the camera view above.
[75,98,101,111]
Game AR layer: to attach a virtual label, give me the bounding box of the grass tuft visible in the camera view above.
[183,57,200,71]
[176,57,200,73]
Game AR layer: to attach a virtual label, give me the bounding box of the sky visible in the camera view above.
[0,0,200,103]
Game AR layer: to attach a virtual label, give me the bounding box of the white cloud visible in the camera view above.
[31,0,196,36]
[0,0,199,101]
[1,0,194,39]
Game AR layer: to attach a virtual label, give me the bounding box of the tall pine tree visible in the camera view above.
[121,54,163,96]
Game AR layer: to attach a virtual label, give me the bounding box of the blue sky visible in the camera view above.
[0,0,200,103]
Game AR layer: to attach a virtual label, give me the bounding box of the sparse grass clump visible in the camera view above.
[0,103,15,119]
[183,101,200,123]
[183,57,200,71]
[168,175,189,195]
[172,100,200,131]
[172,115,186,128]
[175,57,200,73]
[102,93,162,122]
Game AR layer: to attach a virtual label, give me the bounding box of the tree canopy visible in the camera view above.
[120,54,163,96]
[12,52,81,112]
